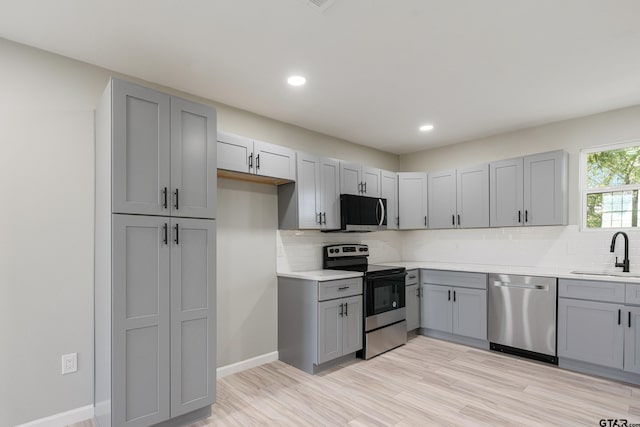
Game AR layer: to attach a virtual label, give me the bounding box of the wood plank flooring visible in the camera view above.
[74,336,639,426]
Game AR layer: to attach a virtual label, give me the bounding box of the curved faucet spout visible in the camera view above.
[610,231,630,272]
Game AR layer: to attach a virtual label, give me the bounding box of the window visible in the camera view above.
[582,141,640,229]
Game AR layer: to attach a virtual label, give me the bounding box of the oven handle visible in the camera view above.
[368,272,407,281]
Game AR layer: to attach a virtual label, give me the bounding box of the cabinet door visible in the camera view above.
[170,218,216,416]
[381,170,398,229]
[317,299,342,364]
[398,172,428,229]
[112,79,171,216]
[489,157,523,227]
[342,296,363,355]
[362,166,381,198]
[405,284,420,331]
[625,307,640,374]
[558,298,624,369]
[296,153,321,229]
[524,150,568,226]
[340,162,362,196]
[320,158,341,229]
[428,170,457,229]
[420,284,453,333]
[216,131,252,173]
[112,215,170,427]
[170,97,217,219]
[254,139,296,181]
[452,287,487,340]
[457,164,489,228]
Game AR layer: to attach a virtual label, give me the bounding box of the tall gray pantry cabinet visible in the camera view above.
[95,78,217,427]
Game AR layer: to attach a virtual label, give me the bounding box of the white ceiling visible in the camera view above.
[1,0,640,154]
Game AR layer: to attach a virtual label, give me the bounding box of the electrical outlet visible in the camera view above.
[62,353,77,375]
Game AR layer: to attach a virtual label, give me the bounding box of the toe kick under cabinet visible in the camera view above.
[278,276,363,374]
[95,78,217,427]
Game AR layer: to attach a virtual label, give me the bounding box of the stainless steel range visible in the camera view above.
[323,244,407,359]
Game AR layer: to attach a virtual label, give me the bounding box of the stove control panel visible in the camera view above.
[324,244,369,257]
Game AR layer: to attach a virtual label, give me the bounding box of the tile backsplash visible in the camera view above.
[277,225,640,272]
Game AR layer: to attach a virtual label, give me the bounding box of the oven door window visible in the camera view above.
[367,276,405,316]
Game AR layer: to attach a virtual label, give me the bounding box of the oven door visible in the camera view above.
[365,273,406,317]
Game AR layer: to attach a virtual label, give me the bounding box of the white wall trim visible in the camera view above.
[15,352,279,427]
[14,405,94,427]
[217,351,279,379]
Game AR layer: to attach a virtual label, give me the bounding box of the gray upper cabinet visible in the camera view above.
[428,165,489,229]
[381,170,398,229]
[340,162,381,197]
[278,154,340,230]
[170,97,217,219]
[217,131,296,181]
[428,170,457,229]
[112,214,171,427]
[489,157,523,227]
[524,150,568,226]
[558,298,624,369]
[398,172,428,229]
[457,164,489,228]
[216,131,252,173]
[320,158,341,229]
[362,166,382,198]
[490,150,568,227]
[112,79,171,217]
[170,218,216,416]
[112,79,216,219]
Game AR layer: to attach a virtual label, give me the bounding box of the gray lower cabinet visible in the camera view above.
[103,215,217,427]
[625,307,640,374]
[558,278,640,380]
[420,270,487,341]
[318,295,363,364]
[110,78,217,219]
[558,298,624,369]
[278,276,363,374]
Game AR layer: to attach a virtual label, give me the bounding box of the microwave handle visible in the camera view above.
[378,199,385,226]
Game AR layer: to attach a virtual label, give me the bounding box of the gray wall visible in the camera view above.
[0,38,399,426]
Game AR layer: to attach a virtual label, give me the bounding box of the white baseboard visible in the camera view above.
[16,352,279,427]
[216,350,279,378]
[15,405,94,427]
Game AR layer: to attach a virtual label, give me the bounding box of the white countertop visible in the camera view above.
[277,270,363,281]
[377,261,640,284]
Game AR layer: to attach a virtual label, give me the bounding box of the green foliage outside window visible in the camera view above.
[586,145,640,228]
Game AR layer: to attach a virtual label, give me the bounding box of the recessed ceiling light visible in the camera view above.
[287,75,306,86]
[419,124,434,132]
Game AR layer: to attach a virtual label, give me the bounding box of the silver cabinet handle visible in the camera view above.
[339,303,344,317]
[248,153,253,169]
[364,182,367,193]
[338,286,349,291]
[322,212,326,224]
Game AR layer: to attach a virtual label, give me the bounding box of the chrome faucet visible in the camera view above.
[610,231,630,272]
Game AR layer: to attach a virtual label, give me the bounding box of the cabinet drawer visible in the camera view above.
[421,269,487,290]
[558,279,625,303]
[627,284,640,305]
[406,269,419,286]
[318,278,362,301]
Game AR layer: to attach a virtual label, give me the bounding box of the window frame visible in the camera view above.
[580,138,640,231]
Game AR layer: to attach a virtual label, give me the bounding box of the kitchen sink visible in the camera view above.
[570,270,640,278]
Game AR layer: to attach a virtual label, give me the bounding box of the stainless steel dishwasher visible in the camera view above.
[488,273,558,364]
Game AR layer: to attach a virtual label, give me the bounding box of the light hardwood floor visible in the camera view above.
[76,336,639,426]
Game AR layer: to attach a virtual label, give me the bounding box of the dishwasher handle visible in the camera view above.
[492,281,549,291]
